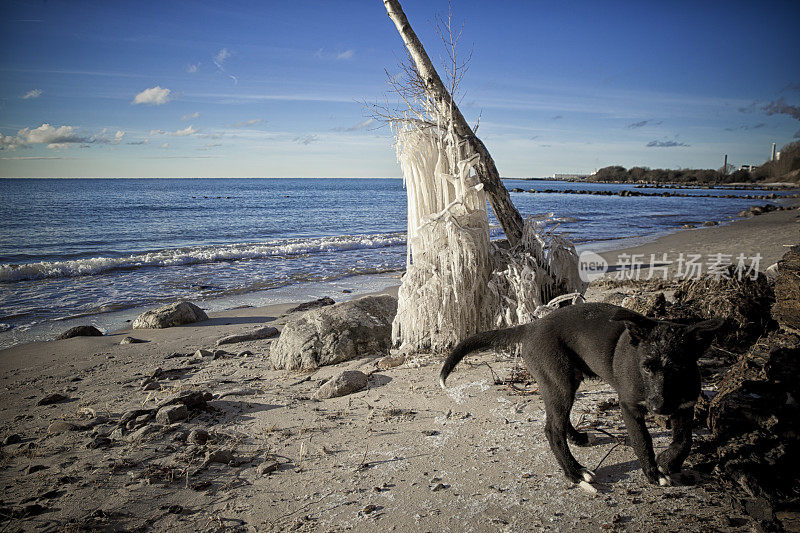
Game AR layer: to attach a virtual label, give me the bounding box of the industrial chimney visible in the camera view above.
[772,143,777,162]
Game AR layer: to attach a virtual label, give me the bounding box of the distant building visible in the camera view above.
[553,173,591,180]
[739,164,759,172]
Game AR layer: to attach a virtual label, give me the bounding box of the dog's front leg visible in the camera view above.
[656,407,693,475]
[620,402,670,486]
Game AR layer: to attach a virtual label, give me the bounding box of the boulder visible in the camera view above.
[132,301,208,329]
[56,325,103,340]
[155,404,189,425]
[270,295,397,370]
[312,370,369,400]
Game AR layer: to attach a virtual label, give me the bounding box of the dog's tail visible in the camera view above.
[439,325,527,389]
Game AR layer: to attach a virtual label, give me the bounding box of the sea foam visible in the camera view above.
[0,232,406,282]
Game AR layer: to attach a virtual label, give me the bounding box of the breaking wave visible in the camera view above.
[0,232,407,282]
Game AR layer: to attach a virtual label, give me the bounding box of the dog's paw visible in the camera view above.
[578,480,597,495]
[579,468,596,483]
[658,475,672,487]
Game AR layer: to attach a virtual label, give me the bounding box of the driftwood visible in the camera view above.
[383,0,524,246]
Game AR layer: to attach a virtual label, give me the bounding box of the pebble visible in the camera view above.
[37,393,70,406]
[205,448,234,465]
[3,434,21,445]
[194,349,214,359]
[257,461,279,475]
[120,336,147,344]
[187,428,209,445]
[155,404,189,425]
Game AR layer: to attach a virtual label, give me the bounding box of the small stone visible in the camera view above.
[194,349,214,359]
[257,461,279,475]
[702,220,718,227]
[37,393,70,406]
[26,464,49,474]
[431,483,447,492]
[361,504,378,515]
[56,325,103,340]
[47,420,83,434]
[312,370,369,400]
[421,430,439,437]
[125,424,161,442]
[237,350,253,357]
[3,434,21,445]
[141,380,160,391]
[212,349,230,359]
[205,448,234,465]
[187,428,209,445]
[377,354,406,370]
[86,435,111,449]
[156,404,188,425]
[120,336,147,344]
[285,297,335,314]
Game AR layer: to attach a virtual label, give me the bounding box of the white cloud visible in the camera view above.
[337,49,354,60]
[214,48,231,67]
[149,129,166,136]
[347,118,373,131]
[187,62,200,73]
[132,86,171,105]
[127,138,150,145]
[181,111,200,121]
[22,89,43,99]
[47,143,71,150]
[0,124,130,150]
[172,125,197,137]
[232,118,261,128]
[159,142,169,149]
[199,142,222,150]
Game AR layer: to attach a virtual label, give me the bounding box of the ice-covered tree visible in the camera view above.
[380,0,586,353]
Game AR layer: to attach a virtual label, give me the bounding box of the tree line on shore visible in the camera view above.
[591,141,800,184]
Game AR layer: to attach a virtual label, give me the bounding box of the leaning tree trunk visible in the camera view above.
[383,0,524,247]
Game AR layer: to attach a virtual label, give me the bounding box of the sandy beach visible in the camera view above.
[0,207,797,532]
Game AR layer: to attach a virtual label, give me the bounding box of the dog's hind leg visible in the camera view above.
[657,407,693,475]
[620,402,670,486]
[539,375,593,485]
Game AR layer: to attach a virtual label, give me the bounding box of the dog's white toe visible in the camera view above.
[581,469,596,483]
[658,476,672,487]
[578,480,597,495]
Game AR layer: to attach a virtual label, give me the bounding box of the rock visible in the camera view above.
[155,390,212,411]
[681,224,697,229]
[55,325,103,340]
[702,220,718,227]
[377,354,406,370]
[132,301,208,329]
[271,295,397,370]
[125,424,161,442]
[110,427,124,441]
[205,448,234,464]
[47,420,85,434]
[117,409,153,428]
[155,404,188,425]
[238,350,253,357]
[215,388,257,400]
[738,209,754,218]
[3,434,21,445]
[120,336,147,344]
[26,464,49,475]
[286,297,335,314]
[140,378,160,391]
[312,370,369,400]
[37,393,70,406]
[86,435,112,449]
[257,461,279,475]
[215,326,279,346]
[771,245,800,333]
[212,349,230,359]
[187,428,209,445]
[193,349,214,359]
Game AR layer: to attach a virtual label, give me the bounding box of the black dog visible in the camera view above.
[440,302,723,491]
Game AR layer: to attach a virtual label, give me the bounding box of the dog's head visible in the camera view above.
[617,313,724,415]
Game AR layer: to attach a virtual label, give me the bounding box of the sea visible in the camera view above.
[0,177,796,349]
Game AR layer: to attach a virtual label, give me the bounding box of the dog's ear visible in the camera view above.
[619,320,652,345]
[686,317,725,349]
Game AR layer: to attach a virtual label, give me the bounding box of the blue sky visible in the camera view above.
[1,0,798,178]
